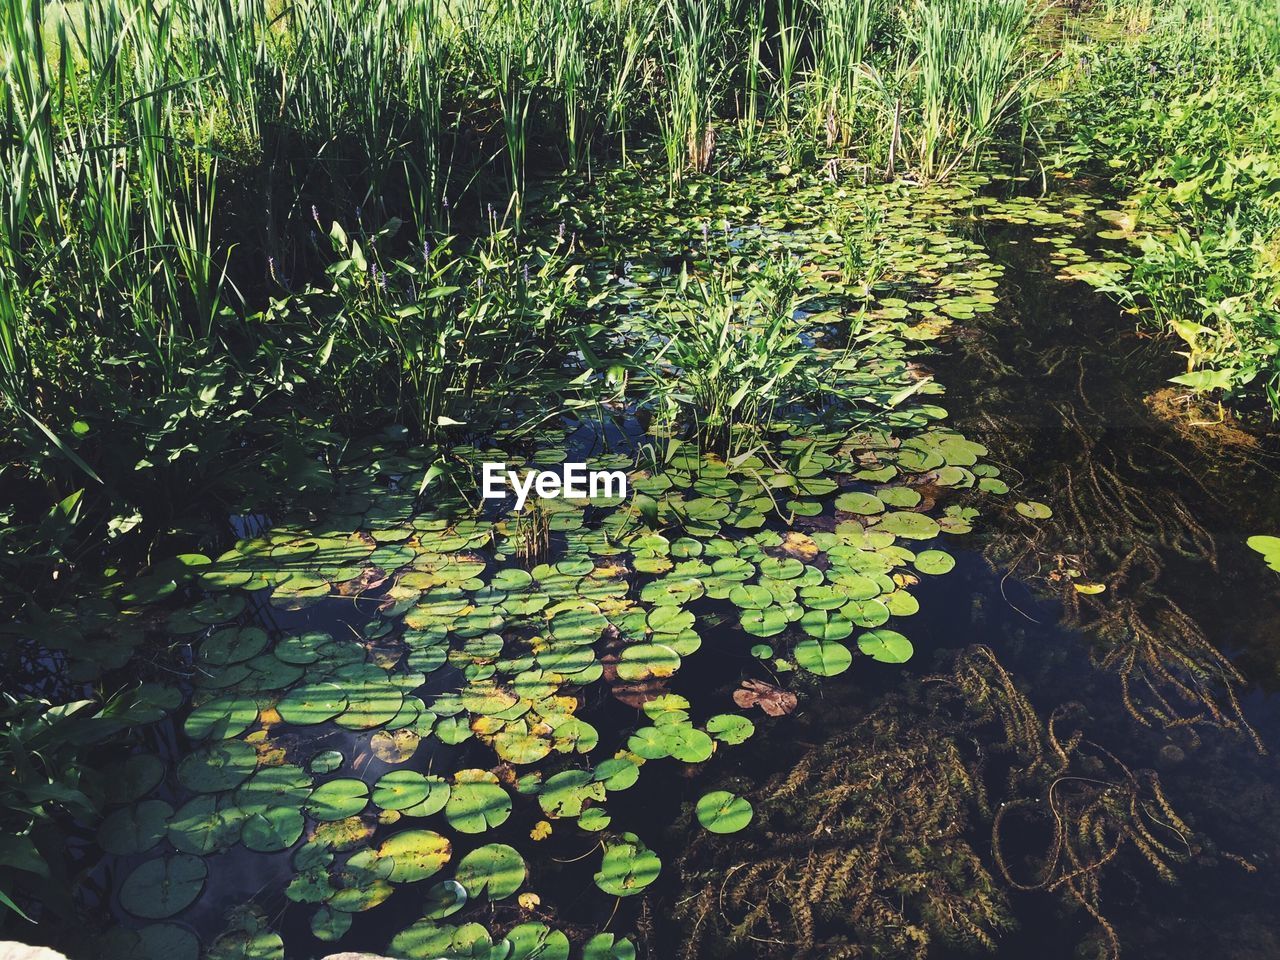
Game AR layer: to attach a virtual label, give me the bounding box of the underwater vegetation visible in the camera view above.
[671,646,1245,960]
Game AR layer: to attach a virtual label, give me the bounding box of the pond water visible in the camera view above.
[23,162,1280,960]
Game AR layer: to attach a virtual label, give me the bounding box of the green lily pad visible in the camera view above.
[310,904,352,942]
[1015,500,1053,520]
[200,627,268,666]
[538,770,605,818]
[455,842,525,900]
[594,834,661,897]
[119,855,207,919]
[875,511,940,539]
[309,750,343,775]
[306,779,370,821]
[647,605,695,634]
[377,829,452,882]
[857,628,914,663]
[445,773,511,833]
[616,643,681,681]
[423,879,468,919]
[794,637,853,676]
[184,697,258,740]
[505,923,570,960]
[277,682,348,726]
[740,606,787,637]
[137,923,199,960]
[834,491,885,515]
[799,609,854,641]
[177,740,258,793]
[242,806,305,852]
[640,577,705,605]
[168,795,239,855]
[695,790,754,834]
[913,550,955,575]
[584,933,637,960]
[1248,534,1280,572]
[593,757,640,791]
[705,714,754,745]
[98,800,173,856]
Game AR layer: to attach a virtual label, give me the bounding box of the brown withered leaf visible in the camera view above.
[779,531,818,561]
[602,652,667,709]
[732,679,797,717]
[333,566,389,597]
[369,728,419,763]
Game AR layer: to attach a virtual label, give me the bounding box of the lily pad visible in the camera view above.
[794,637,853,676]
[506,923,570,960]
[377,829,452,882]
[177,740,258,793]
[445,772,511,833]
[695,790,754,834]
[857,628,914,663]
[913,549,955,575]
[594,834,661,897]
[455,842,525,900]
[119,855,207,919]
[306,779,370,821]
[1015,500,1053,520]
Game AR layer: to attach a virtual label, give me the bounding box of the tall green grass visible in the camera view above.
[910,0,1042,180]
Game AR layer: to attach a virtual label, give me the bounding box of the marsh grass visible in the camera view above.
[647,259,809,457]
[910,0,1043,180]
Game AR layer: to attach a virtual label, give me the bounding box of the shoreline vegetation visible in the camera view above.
[2,0,1278,958]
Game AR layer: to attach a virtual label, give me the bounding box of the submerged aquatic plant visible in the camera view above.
[672,646,1245,960]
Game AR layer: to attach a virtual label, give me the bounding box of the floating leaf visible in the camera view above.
[739,606,787,637]
[913,550,955,575]
[119,855,207,919]
[377,829,451,882]
[616,643,681,681]
[177,740,258,793]
[834,491,884,515]
[594,834,661,897]
[584,933,637,960]
[423,879,468,919]
[538,770,605,819]
[455,842,525,900]
[794,637,852,676]
[506,923,570,960]
[446,772,511,833]
[875,511,941,540]
[277,683,347,726]
[732,679,796,716]
[695,791,754,834]
[705,714,754,745]
[98,800,173,856]
[1015,500,1053,520]
[857,628,914,663]
[306,779,370,821]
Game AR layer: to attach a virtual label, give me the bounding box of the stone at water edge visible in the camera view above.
[0,945,70,960]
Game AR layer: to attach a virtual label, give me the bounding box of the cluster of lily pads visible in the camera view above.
[12,150,1117,960]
